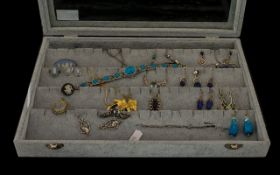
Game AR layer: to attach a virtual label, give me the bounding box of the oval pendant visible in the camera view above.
[61,83,77,96]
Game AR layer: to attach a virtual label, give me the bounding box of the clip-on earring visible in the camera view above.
[193,70,201,88]
[197,89,204,110]
[243,112,254,136]
[198,51,206,65]
[229,111,239,137]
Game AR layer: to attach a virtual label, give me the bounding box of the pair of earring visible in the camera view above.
[143,74,167,88]
[218,89,236,110]
[193,70,214,88]
[229,113,254,137]
[197,89,214,110]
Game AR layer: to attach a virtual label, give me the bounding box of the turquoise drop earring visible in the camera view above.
[229,112,239,137]
[243,113,254,136]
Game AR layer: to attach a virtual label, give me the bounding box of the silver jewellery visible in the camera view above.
[49,59,81,78]
[137,122,217,129]
[143,74,167,88]
[104,49,127,67]
[76,114,91,135]
[99,119,122,130]
[215,51,238,68]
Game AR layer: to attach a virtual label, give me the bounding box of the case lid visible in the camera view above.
[38,0,247,37]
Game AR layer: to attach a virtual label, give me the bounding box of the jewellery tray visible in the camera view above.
[14,0,270,157]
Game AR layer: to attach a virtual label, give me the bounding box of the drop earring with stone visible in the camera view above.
[197,89,204,110]
[243,112,254,136]
[207,78,214,88]
[229,111,239,137]
[206,89,214,110]
[198,51,206,65]
[193,70,202,88]
[223,51,233,65]
[179,67,187,87]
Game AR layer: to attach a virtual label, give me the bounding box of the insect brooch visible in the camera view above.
[149,93,161,111]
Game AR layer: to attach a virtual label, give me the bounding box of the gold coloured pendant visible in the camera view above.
[51,98,69,115]
[198,51,206,65]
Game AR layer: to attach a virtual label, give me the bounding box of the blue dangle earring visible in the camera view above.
[243,112,254,136]
[197,89,204,110]
[229,111,239,137]
[206,89,214,110]
[206,77,214,110]
[193,70,202,88]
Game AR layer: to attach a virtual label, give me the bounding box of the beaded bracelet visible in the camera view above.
[80,62,185,87]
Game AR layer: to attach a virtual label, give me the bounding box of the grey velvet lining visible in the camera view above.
[45,48,239,68]
[26,109,257,141]
[26,46,257,141]
[34,87,251,110]
[39,67,245,87]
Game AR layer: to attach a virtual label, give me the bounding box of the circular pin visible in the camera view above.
[61,83,77,96]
